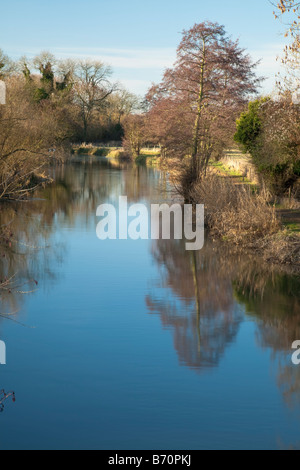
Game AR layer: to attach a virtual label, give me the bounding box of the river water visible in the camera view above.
[0,157,299,450]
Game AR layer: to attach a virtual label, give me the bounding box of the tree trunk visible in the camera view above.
[191,40,206,178]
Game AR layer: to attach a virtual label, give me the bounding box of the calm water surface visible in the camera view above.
[0,157,300,450]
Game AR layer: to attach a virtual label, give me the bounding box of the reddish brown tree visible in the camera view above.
[146,22,260,181]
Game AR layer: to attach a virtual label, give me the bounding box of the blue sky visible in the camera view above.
[0,0,288,95]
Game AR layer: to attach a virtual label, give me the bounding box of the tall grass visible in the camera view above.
[181,174,300,269]
[190,175,280,244]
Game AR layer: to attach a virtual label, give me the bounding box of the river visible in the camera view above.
[0,157,299,450]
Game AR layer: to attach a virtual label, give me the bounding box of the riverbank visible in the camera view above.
[189,174,300,272]
[71,144,125,159]
[71,144,161,165]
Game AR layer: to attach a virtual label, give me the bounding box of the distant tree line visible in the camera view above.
[1,10,300,201]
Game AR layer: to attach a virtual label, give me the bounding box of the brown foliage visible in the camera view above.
[0,76,70,199]
[146,21,260,180]
[255,99,300,194]
[122,114,146,158]
[189,175,280,244]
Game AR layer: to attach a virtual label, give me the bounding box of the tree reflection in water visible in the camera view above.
[0,159,299,442]
[147,236,300,414]
[147,238,244,371]
[0,200,64,318]
[0,390,15,413]
[235,272,300,411]
[0,158,164,319]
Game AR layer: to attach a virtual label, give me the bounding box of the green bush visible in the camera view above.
[235,98,300,195]
[234,98,269,153]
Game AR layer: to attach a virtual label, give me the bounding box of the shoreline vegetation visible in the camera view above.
[71,143,161,164]
[0,12,299,272]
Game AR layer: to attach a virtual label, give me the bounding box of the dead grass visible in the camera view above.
[258,231,300,269]
[167,158,300,269]
[277,196,300,210]
[189,175,280,244]
[179,172,300,270]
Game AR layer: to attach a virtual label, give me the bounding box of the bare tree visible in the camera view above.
[0,75,72,200]
[56,59,76,91]
[273,1,300,97]
[72,60,117,141]
[106,88,141,124]
[273,0,300,36]
[0,49,15,79]
[146,22,260,192]
[122,114,146,158]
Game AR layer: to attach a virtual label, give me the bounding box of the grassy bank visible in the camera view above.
[189,174,300,271]
[72,145,125,159]
[209,150,300,241]
[136,152,161,166]
[71,144,162,165]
